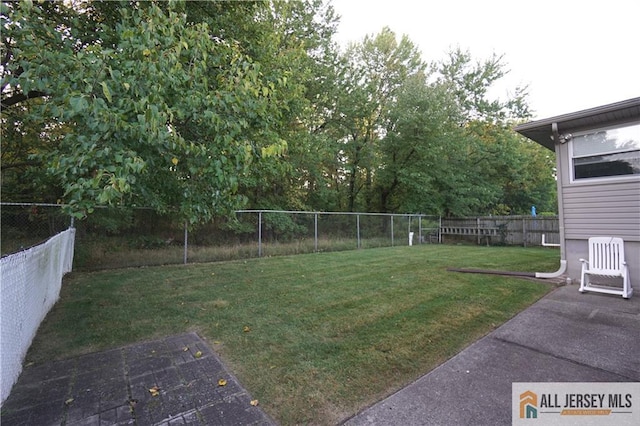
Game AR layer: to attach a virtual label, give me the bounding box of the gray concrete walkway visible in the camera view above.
[343,284,640,425]
[1,333,275,426]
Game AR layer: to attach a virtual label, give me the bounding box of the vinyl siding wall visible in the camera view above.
[556,142,640,283]
[563,180,640,241]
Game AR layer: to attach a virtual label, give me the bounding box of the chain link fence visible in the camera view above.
[1,203,558,271]
[1,203,73,255]
[235,210,441,257]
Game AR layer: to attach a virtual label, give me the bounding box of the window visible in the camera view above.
[571,122,640,180]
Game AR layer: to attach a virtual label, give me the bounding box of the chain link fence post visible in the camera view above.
[183,221,188,264]
[258,211,263,257]
[314,212,318,252]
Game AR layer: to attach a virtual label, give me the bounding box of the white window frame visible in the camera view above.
[569,121,640,183]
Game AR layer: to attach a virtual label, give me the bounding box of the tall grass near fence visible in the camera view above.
[2,204,559,271]
[73,236,399,270]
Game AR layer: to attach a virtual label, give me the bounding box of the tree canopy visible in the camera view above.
[1,0,556,223]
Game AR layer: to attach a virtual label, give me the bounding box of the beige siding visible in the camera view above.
[562,179,640,241]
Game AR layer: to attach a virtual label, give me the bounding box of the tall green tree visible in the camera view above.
[337,27,425,211]
[376,48,554,216]
[436,47,531,124]
[236,0,343,212]
[374,74,464,214]
[2,1,557,221]
[1,0,286,223]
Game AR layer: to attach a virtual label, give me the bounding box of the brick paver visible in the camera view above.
[1,333,275,425]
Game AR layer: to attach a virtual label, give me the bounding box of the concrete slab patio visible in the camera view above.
[0,333,275,426]
[343,283,640,425]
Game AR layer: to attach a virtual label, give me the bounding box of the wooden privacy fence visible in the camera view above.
[439,215,559,247]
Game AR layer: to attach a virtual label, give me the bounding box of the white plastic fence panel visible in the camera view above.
[0,228,76,405]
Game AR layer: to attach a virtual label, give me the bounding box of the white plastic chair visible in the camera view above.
[579,237,633,299]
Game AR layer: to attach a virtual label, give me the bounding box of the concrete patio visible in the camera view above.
[343,283,640,425]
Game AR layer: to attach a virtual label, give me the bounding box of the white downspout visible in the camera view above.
[541,234,561,247]
[536,122,568,279]
[536,260,567,279]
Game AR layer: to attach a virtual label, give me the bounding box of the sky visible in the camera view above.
[331,0,640,120]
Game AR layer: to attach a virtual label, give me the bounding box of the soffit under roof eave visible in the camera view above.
[514,97,640,151]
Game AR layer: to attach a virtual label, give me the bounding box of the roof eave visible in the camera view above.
[515,97,640,151]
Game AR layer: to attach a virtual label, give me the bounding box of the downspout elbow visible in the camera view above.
[535,260,567,279]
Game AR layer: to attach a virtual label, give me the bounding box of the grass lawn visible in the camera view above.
[27,245,559,425]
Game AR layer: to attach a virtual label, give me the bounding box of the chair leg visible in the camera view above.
[579,268,587,293]
[622,270,633,299]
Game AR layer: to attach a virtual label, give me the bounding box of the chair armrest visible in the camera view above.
[579,258,588,264]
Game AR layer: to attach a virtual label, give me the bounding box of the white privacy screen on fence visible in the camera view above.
[0,228,75,405]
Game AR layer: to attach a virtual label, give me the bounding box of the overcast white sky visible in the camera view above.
[331,0,640,120]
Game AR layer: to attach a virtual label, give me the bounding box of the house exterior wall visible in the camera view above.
[563,180,640,240]
[556,135,640,284]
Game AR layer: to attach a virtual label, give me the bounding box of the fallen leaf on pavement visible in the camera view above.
[250,399,259,406]
[218,379,227,386]
[149,386,160,397]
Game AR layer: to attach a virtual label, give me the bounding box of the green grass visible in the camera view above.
[28,245,559,425]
